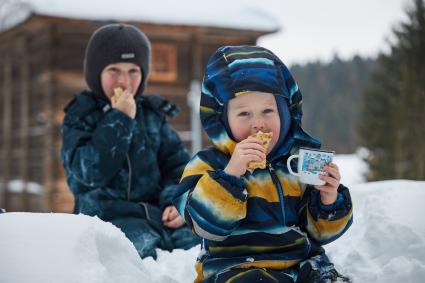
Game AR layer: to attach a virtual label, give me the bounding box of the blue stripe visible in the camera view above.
[187,199,238,235]
[289,83,299,103]
[269,166,286,226]
[187,208,232,237]
[202,82,223,106]
[228,58,275,69]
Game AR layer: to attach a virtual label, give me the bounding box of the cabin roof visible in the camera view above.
[0,0,280,33]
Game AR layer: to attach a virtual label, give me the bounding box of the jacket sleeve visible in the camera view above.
[299,184,353,245]
[172,153,248,241]
[61,108,136,187]
[156,119,191,208]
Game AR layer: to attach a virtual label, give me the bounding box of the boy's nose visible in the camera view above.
[252,118,266,132]
[117,73,130,85]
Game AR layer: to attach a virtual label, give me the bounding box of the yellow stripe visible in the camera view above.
[307,207,353,239]
[200,105,217,113]
[193,175,246,221]
[289,100,303,109]
[181,158,214,179]
[225,269,277,283]
[234,90,252,97]
[245,172,303,201]
[236,259,300,270]
[182,156,246,221]
[209,238,306,254]
[225,270,248,283]
[276,173,304,197]
[194,261,204,283]
[215,138,237,156]
[225,50,272,58]
[245,177,280,202]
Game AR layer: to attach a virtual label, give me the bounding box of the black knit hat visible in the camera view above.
[84,23,151,98]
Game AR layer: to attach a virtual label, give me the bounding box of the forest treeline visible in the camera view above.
[291,0,425,180]
[290,55,376,154]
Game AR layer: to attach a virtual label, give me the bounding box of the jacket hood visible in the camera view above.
[200,45,320,159]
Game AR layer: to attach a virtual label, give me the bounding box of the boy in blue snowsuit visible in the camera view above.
[173,46,353,282]
[60,23,200,259]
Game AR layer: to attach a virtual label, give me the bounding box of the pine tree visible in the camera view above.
[359,0,425,180]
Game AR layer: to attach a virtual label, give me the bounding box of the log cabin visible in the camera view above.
[0,0,278,212]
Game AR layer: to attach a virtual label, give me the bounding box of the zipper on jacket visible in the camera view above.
[267,161,286,225]
[126,154,132,201]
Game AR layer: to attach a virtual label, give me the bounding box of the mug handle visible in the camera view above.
[286,154,300,176]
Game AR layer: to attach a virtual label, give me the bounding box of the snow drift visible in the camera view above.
[1,180,424,283]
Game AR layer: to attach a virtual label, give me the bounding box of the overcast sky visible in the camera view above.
[249,0,410,65]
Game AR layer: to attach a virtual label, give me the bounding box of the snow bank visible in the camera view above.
[327,180,425,283]
[0,213,152,283]
[333,150,369,187]
[142,247,199,283]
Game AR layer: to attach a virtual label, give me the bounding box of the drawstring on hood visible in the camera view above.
[200,45,320,159]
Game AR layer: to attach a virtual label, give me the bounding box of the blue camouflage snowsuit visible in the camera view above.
[61,90,200,258]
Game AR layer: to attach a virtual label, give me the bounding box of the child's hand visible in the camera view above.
[314,163,341,205]
[111,89,136,119]
[224,136,266,178]
[162,205,185,229]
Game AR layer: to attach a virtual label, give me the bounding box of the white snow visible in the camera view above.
[1,154,425,283]
[333,148,369,187]
[0,213,151,283]
[0,0,278,33]
[327,180,425,283]
[7,179,43,195]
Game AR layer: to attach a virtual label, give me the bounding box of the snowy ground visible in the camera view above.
[1,154,424,283]
[327,180,425,283]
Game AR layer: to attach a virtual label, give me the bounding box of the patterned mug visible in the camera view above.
[286,147,335,185]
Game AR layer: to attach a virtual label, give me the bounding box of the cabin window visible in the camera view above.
[150,43,177,82]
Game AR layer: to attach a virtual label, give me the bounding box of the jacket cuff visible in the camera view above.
[159,185,176,210]
[310,184,352,220]
[319,193,344,212]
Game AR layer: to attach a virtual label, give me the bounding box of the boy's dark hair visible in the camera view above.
[84,23,151,98]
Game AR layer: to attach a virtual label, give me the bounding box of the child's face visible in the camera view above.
[100,63,142,99]
[227,91,281,153]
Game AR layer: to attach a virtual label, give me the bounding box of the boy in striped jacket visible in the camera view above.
[173,46,352,283]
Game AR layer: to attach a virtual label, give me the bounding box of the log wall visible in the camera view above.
[0,16,264,212]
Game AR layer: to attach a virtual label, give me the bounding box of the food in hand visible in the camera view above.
[247,131,273,172]
[114,87,123,99]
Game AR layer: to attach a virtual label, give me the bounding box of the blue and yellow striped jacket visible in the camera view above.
[173,46,353,282]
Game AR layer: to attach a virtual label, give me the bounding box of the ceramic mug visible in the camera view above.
[286,147,335,185]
